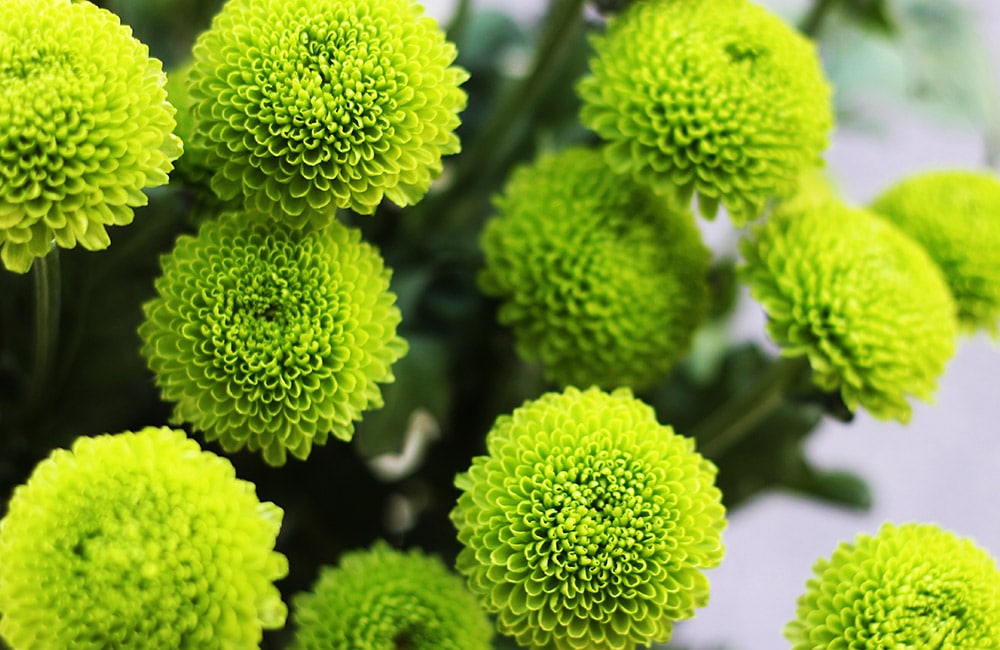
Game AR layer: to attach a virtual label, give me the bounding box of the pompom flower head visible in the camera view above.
[292,542,493,650]
[871,170,1000,335]
[740,199,957,422]
[0,0,181,273]
[786,522,1000,648]
[450,386,726,650]
[480,147,711,390]
[578,0,832,226]
[139,211,408,465]
[0,427,287,649]
[188,0,468,225]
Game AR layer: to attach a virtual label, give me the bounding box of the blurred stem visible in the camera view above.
[449,0,587,192]
[799,0,837,37]
[692,356,811,458]
[445,0,472,47]
[27,247,61,408]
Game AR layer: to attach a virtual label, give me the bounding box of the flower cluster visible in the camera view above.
[740,198,957,422]
[480,147,711,390]
[292,542,493,650]
[451,386,726,650]
[578,0,832,225]
[0,427,287,649]
[871,170,1000,335]
[139,211,407,465]
[786,523,1000,648]
[0,0,181,272]
[188,0,468,225]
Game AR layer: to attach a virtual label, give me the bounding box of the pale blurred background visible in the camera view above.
[418,1,1000,648]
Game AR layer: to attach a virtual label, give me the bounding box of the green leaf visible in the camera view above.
[353,334,452,459]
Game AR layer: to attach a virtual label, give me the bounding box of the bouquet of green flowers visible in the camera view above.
[1,0,998,647]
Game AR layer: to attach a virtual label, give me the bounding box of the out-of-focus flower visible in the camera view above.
[872,170,1000,335]
[740,198,957,422]
[0,427,287,649]
[786,522,1000,649]
[139,211,407,465]
[578,0,832,226]
[451,386,726,650]
[188,0,468,225]
[479,147,711,390]
[292,542,492,650]
[0,0,181,272]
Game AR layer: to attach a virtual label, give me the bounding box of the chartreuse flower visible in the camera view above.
[740,199,957,422]
[871,170,1000,335]
[578,0,832,226]
[0,0,181,272]
[188,0,468,226]
[451,387,726,650]
[480,147,711,390]
[139,211,407,465]
[785,523,1000,649]
[0,427,287,649]
[292,542,493,650]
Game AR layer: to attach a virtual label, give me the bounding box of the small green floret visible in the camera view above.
[0,427,288,649]
[451,386,726,650]
[480,147,711,390]
[292,542,493,650]
[871,170,1000,335]
[578,0,832,225]
[0,0,181,272]
[740,199,957,422]
[786,522,1000,649]
[139,211,408,465]
[188,0,468,225]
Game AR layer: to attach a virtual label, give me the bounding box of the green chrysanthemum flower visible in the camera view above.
[188,0,468,225]
[0,427,287,649]
[871,170,1000,335]
[0,0,181,273]
[480,147,711,390]
[786,523,1000,649]
[292,542,493,650]
[740,199,957,422]
[139,211,408,465]
[451,386,726,650]
[578,0,832,226]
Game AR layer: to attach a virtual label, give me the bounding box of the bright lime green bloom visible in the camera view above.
[578,0,832,226]
[292,542,493,650]
[480,147,711,390]
[872,170,1000,335]
[188,0,468,225]
[786,523,1000,649]
[0,0,181,272]
[0,427,287,649]
[139,212,408,465]
[451,387,726,650]
[740,199,957,422]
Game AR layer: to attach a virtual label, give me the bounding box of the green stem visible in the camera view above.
[691,355,811,458]
[799,0,837,38]
[445,0,472,48]
[27,247,61,408]
[448,0,587,193]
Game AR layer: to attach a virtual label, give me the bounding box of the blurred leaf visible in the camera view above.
[839,0,897,35]
[649,345,870,511]
[353,335,452,459]
[821,0,998,129]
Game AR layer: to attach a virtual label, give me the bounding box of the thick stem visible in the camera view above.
[799,0,837,38]
[448,0,588,192]
[691,355,811,458]
[27,247,61,408]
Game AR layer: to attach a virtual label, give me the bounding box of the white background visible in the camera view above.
[419,1,1000,648]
